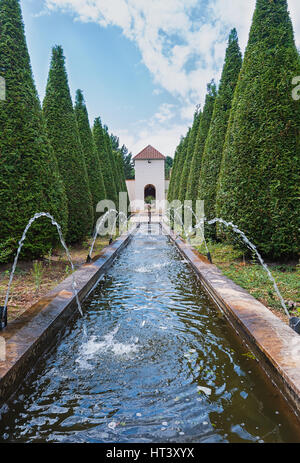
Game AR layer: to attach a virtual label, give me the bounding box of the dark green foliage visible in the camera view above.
[43,46,94,244]
[0,0,68,262]
[75,89,106,222]
[186,82,217,212]
[116,151,129,194]
[172,131,191,201]
[110,137,134,180]
[109,134,130,211]
[167,141,182,202]
[123,150,135,180]
[216,0,300,258]
[104,126,121,197]
[178,109,202,203]
[93,118,118,205]
[165,156,173,180]
[199,29,242,237]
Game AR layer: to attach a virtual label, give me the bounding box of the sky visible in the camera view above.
[21,0,300,157]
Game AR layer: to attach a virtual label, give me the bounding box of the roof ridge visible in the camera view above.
[133,145,165,160]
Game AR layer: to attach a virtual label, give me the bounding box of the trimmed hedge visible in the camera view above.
[186,81,217,214]
[216,0,300,258]
[93,117,118,205]
[103,126,120,202]
[75,89,106,223]
[167,139,183,202]
[178,109,202,203]
[0,0,68,262]
[172,131,191,201]
[43,46,94,244]
[199,29,242,238]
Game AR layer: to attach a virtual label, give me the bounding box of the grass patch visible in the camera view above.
[196,241,299,322]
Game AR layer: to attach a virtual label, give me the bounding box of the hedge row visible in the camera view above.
[0,0,129,261]
[169,0,300,258]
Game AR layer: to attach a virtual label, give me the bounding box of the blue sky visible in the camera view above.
[21,0,300,157]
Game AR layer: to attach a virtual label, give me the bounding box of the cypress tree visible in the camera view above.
[186,81,217,215]
[110,134,130,211]
[93,118,118,204]
[43,46,94,244]
[167,140,183,202]
[0,0,68,262]
[178,109,202,203]
[173,131,191,201]
[75,89,106,221]
[103,126,120,200]
[216,0,300,258]
[199,29,242,238]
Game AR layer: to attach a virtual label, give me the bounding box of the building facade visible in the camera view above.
[126,145,168,212]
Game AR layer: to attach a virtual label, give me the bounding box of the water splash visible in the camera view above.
[164,205,211,258]
[193,217,290,318]
[163,207,290,317]
[88,210,129,260]
[3,212,83,320]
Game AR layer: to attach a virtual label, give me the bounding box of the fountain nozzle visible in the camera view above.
[289,317,300,335]
[109,237,113,245]
[0,306,7,331]
[207,252,213,264]
[86,255,92,264]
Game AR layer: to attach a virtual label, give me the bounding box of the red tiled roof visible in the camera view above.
[133,145,166,160]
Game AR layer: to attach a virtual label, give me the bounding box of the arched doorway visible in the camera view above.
[144,184,156,203]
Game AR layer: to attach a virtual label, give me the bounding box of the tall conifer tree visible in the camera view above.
[93,118,118,205]
[103,126,120,200]
[167,140,183,202]
[216,0,300,257]
[43,46,93,244]
[199,29,242,238]
[173,131,191,201]
[178,109,202,203]
[75,89,106,221]
[186,82,217,215]
[0,0,68,262]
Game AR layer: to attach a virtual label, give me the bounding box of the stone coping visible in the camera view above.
[162,222,300,420]
[0,223,140,407]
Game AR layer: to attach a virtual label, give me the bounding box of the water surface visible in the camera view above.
[0,224,299,443]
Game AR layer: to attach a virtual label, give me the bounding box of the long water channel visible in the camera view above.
[0,223,299,443]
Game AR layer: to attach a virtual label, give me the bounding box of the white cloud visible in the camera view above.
[43,0,300,157]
